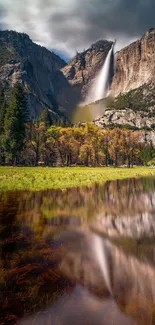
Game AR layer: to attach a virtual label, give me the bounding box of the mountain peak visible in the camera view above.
[0,30,70,119]
[90,39,113,51]
[142,27,155,40]
[0,29,30,41]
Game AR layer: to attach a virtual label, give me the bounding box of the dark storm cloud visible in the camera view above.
[0,0,154,57]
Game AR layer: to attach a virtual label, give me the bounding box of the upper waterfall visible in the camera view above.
[84,43,114,105]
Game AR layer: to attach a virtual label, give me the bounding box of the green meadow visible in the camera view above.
[0,166,155,191]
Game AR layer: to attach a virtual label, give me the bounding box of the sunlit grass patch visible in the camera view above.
[0,166,155,191]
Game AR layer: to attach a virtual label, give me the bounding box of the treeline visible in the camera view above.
[0,83,155,167]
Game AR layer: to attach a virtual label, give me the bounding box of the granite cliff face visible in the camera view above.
[63,28,155,104]
[62,40,114,101]
[92,71,155,132]
[91,30,155,131]
[0,31,114,118]
[0,30,78,118]
[94,108,155,129]
[111,28,155,96]
[63,28,155,127]
[1,28,155,123]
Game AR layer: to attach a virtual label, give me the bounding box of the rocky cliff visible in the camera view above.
[0,30,80,118]
[63,28,155,127]
[62,40,114,101]
[1,28,155,123]
[0,31,114,118]
[111,28,155,96]
[63,28,155,104]
[92,79,155,132]
[94,107,155,129]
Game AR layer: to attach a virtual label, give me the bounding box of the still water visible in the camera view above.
[1,177,155,325]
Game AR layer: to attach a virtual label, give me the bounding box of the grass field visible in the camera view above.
[0,166,155,191]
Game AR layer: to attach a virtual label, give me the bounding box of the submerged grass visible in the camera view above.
[0,166,155,191]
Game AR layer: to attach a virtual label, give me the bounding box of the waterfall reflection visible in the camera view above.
[1,177,155,324]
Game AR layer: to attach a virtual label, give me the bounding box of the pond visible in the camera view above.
[1,177,155,325]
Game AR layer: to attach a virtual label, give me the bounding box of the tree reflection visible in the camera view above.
[1,177,155,323]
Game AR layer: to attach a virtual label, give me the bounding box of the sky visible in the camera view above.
[0,0,155,60]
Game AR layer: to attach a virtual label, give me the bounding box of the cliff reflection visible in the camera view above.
[19,229,155,325]
[1,177,155,324]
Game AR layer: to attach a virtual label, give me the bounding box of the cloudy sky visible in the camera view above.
[0,0,154,59]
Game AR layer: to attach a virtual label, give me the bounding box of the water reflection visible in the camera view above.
[1,177,155,324]
[19,287,137,325]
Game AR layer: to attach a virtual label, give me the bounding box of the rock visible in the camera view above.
[62,40,114,101]
[111,28,155,96]
[1,28,155,124]
[94,107,155,129]
[0,30,77,118]
[0,31,114,119]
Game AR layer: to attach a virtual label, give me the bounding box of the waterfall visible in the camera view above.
[94,44,114,101]
[85,44,114,105]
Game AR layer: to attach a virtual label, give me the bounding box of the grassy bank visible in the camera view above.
[0,166,155,191]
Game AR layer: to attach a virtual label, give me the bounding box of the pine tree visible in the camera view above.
[39,108,53,127]
[3,82,28,165]
[0,102,7,135]
[0,89,4,107]
[0,89,7,164]
[0,90,7,135]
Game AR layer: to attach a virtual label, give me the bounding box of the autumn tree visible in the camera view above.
[108,129,124,167]
[100,129,111,166]
[58,128,80,166]
[122,130,141,167]
[79,124,103,166]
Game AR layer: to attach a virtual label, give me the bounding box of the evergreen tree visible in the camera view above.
[0,89,7,164]
[3,82,28,165]
[0,89,4,107]
[140,141,155,165]
[0,102,7,135]
[0,90,7,135]
[39,108,53,127]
